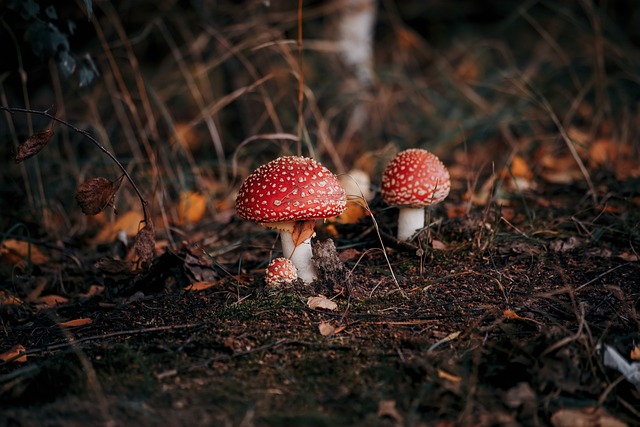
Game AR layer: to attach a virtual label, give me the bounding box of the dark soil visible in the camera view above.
[2,180,639,427]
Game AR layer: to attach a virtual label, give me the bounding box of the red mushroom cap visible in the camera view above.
[265,257,298,287]
[236,156,347,224]
[381,149,450,208]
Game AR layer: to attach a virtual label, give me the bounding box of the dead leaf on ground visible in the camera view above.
[93,210,144,244]
[184,281,218,291]
[0,290,24,306]
[57,318,93,328]
[437,369,461,383]
[503,309,542,325]
[630,345,640,361]
[77,284,105,298]
[0,344,27,363]
[177,191,207,226]
[1,239,49,265]
[307,295,338,311]
[36,294,69,306]
[318,321,336,336]
[550,407,628,427]
[377,399,404,423]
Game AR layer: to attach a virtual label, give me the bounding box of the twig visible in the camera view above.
[25,323,204,356]
[0,106,150,223]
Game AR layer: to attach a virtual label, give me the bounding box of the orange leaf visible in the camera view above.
[0,344,27,363]
[37,294,69,306]
[58,318,93,328]
[0,290,24,306]
[184,281,218,291]
[177,191,207,226]
[437,369,461,383]
[1,239,49,265]
[292,220,316,247]
[631,345,640,361]
[503,309,542,326]
[93,210,144,244]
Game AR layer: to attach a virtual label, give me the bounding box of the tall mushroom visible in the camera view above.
[236,156,347,282]
[381,149,450,241]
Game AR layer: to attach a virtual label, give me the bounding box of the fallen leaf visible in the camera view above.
[58,318,93,328]
[318,321,336,336]
[503,309,542,326]
[77,284,105,298]
[1,239,49,265]
[93,210,144,244]
[630,346,640,361]
[307,295,338,311]
[177,191,207,225]
[431,239,447,250]
[0,344,27,363]
[550,407,627,427]
[0,290,24,306]
[292,220,316,247]
[184,281,218,291]
[437,369,461,383]
[377,400,404,423]
[37,295,69,306]
[617,252,639,262]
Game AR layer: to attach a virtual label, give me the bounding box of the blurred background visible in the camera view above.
[1,0,639,240]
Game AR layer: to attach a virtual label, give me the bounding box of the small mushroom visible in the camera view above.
[381,149,450,241]
[236,156,347,282]
[265,257,298,287]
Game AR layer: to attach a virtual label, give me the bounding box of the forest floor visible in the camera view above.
[1,1,640,426]
[1,170,639,427]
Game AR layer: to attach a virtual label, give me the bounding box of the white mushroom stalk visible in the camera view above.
[381,149,451,241]
[235,156,347,283]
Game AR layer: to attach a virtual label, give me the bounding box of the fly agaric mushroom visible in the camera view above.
[265,257,298,287]
[236,156,346,282]
[381,148,450,241]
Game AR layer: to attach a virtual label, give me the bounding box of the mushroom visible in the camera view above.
[265,257,298,287]
[236,156,347,282]
[381,149,450,241]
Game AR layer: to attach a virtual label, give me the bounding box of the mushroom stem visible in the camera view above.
[397,207,426,241]
[280,232,317,283]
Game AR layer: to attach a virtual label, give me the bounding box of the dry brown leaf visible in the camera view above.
[1,239,49,265]
[503,309,543,326]
[431,239,447,250]
[75,176,123,216]
[617,252,639,262]
[58,318,93,328]
[37,294,69,306]
[0,344,27,363]
[335,201,370,224]
[307,295,338,311]
[550,407,627,427]
[630,345,640,361]
[0,290,23,306]
[77,284,105,298]
[134,219,156,267]
[437,369,461,383]
[93,210,144,244]
[177,191,207,226]
[184,281,218,291]
[377,400,404,423]
[292,220,316,247]
[15,128,54,162]
[318,321,336,336]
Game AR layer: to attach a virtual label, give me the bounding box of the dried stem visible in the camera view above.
[0,105,150,224]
